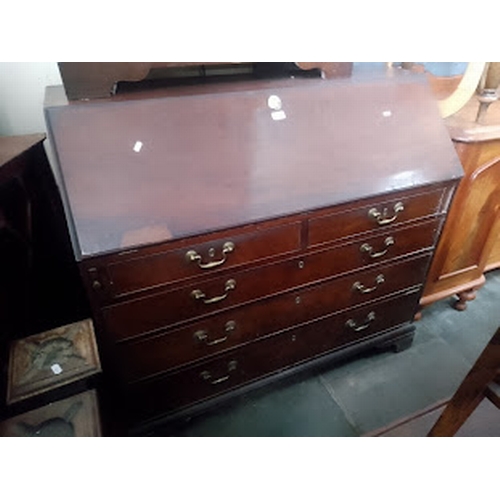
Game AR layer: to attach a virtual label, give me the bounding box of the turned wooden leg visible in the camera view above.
[454,288,478,311]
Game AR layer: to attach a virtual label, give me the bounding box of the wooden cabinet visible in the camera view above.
[57,62,353,100]
[421,98,500,311]
[44,72,462,430]
[0,136,87,343]
[0,135,89,412]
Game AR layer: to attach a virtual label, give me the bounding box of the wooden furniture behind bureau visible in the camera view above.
[0,135,88,338]
[57,62,353,100]
[44,71,463,431]
[421,98,500,311]
[0,136,88,407]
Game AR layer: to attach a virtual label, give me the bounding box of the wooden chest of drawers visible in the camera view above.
[44,71,463,429]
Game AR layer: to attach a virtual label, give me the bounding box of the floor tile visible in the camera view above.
[411,319,436,347]
[380,399,500,437]
[319,336,471,434]
[420,270,500,364]
[167,375,358,437]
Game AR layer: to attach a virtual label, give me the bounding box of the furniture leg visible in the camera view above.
[413,307,423,321]
[428,326,500,436]
[454,287,479,311]
[390,334,415,353]
[375,328,415,353]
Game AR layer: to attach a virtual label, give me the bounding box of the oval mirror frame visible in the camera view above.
[437,62,486,118]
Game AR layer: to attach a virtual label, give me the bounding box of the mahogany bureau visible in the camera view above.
[44,71,463,430]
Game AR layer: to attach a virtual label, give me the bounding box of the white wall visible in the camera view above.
[0,62,62,136]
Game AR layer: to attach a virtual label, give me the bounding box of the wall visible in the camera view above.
[353,62,468,76]
[0,62,62,136]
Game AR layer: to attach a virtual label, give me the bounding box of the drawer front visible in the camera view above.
[308,188,445,247]
[99,222,302,298]
[126,290,420,420]
[114,252,431,381]
[102,217,440,340]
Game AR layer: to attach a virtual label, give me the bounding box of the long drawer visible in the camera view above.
[114,252,431,381]
[102,217,440,339]
[126,289,420,420]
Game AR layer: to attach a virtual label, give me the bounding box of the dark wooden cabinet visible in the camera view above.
[0,135,89,412]
[0,136,88,338]
[44,71,463,430]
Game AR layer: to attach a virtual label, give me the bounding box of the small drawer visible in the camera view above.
[308,188,445,247]
[114,252,430,381]
[125,290,420,420]
[96,222,301,298]
[102,218,440,341]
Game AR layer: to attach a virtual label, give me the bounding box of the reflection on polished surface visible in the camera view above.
[45,73,462,259]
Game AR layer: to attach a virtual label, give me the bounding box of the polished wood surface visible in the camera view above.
[100,216,441,340]
[447,98,500,142]
[308,187,446,247]
[46,74,461,427]
[45,73,462,259]
[486,230,500,271]
[428,326,500,437]
[421,98,500,310]
[115,254,430,383]
[128,290,421,421]
[88,207,441,307]
[102,221,301,297]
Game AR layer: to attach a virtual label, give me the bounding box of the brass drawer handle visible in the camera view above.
[352,274,385,294]
[345,311,376,332]
[185,241,235,269]
[194,320,236,346]
[368,202,404,225]
[360,237,395,258]
[191,279,236,304]
[200,360,238,385]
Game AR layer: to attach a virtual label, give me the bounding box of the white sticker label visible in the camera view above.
[133,141,143,153]
[51,363,63,375]
[271,110,287,121]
